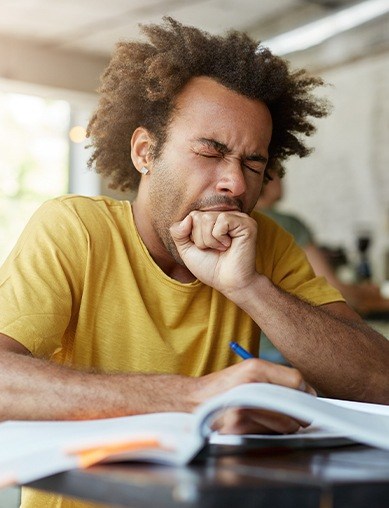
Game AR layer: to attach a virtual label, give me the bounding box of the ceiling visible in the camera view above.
[0,0,388,99]
[0,0,351,57]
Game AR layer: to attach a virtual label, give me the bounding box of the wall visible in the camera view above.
[281,51,389,281]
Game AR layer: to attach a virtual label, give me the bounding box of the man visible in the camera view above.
[0,17,388,508]
[255,165,389,316]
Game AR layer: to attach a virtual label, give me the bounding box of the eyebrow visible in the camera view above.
[196,137,268,164]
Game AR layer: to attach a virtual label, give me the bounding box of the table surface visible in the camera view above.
[28,442,389,508]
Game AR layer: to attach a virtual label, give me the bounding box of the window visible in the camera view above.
[0,92,70,263]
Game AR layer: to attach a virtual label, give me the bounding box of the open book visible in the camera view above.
[1,383,389,488]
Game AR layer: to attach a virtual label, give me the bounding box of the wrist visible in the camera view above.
[223,273,272,310]
[152,374,204,413]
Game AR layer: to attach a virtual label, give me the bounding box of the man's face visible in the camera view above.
[146,76,273,261]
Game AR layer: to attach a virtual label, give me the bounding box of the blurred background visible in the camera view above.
[0,1,388,505]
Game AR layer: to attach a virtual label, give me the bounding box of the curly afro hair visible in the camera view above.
[87,16,328,191]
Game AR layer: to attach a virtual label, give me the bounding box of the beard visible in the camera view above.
[148,160,245,265]
[148,160,188,265]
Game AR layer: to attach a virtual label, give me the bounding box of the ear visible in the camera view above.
[130,127,153,172]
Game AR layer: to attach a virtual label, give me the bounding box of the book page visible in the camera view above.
[321,397,389,415]
[195,383,389,451]
[0,412,200,487]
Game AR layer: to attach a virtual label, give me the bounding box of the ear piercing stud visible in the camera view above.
[140,166,149,175]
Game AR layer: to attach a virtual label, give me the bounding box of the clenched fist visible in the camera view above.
[170,210,258,298]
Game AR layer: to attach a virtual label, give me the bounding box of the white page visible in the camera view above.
[0,412,200,487]
[196,383,389,450]
[321,397,389,415]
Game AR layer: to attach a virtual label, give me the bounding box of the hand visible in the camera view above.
[212,407,309,435]
[192,358,316,435]
[170,211,258,296]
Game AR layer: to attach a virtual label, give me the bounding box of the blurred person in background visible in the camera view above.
[255,164,389,318]
[255,163,389,364]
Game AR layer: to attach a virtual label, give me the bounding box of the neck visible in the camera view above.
[131,199,196,283]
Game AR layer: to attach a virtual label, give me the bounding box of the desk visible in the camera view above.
[27,444,389,508]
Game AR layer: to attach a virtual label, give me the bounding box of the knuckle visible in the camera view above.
[202,212,213,220]
[240,358,263,380]
[189,211,200,225]
[213,213,228,229]
[289,369,304,389]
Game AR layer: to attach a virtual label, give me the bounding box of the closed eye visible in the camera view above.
[195,149,264,175]
[195,151,223,159]
[243,163,263,175]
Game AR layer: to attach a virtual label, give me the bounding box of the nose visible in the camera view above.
[215,159,246,197]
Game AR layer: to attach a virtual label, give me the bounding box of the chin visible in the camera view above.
[165,236,185,265]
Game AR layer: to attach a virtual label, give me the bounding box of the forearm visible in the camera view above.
[228,275,389,403]
[0,350,197,420]
[0,344,315,433]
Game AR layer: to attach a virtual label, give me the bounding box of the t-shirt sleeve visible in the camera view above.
[0,199,87,358]
[254,212,344,306]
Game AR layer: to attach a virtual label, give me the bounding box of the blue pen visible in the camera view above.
[229,341,254,360]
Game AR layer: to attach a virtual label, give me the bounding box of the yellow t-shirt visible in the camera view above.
[0,195,343,508]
